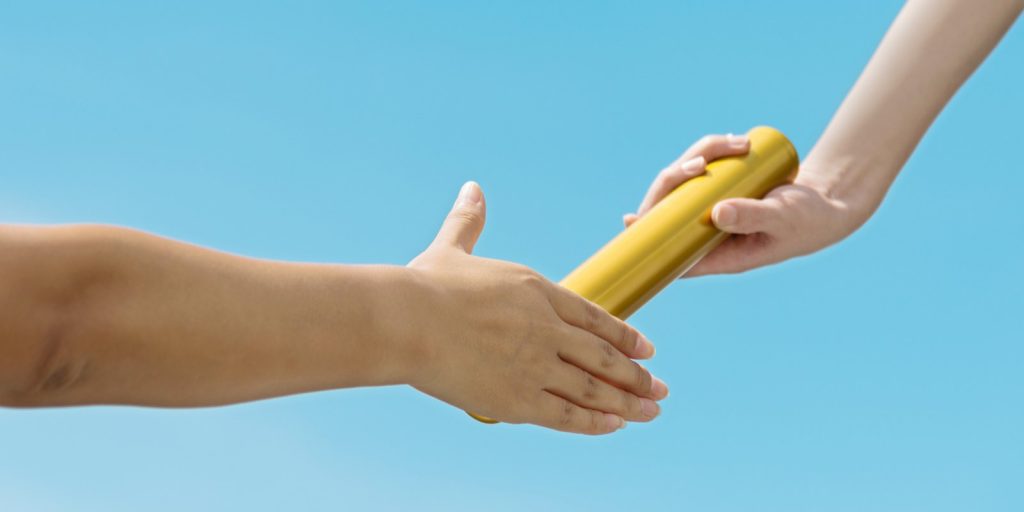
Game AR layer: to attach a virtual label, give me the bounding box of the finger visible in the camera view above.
[711,196,786,235]
[635,133,752,218]
[685,233,779,277]
[535,390,625,435]
[545,362,660,422]
[557,327,668,400]
[622,213,639,228]
[679,133,750,164]
[636,156,706,217]
[547,285,655,359]
[431,181,487,254]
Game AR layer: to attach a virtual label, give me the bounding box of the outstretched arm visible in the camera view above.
[801,0,1023,221]
[627,0,1023,275]
[0,183,668,435]
[0,223,426,407]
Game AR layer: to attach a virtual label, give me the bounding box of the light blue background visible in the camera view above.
[1,1,1021,510]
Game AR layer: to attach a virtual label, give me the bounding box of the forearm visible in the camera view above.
[0,225,418,407]
[804,0,1022,214]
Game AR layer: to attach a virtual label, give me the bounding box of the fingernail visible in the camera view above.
[640,398,660,419]
[651,377,669,400]
[680,156,705,174]
[635,333,655,358]
[456,181,482,207]
[727,133,749,148]
[606,414,626,431]
[714,203,737,227]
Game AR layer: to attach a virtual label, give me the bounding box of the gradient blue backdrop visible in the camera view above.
[1,1,1021,511]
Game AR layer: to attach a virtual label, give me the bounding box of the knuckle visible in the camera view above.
[581,374,599,401]
[600,343,617,369]
[515,263,539,276]
[633,364,652,392]
[654,168,680,190]
[622,392,641,416]
[696,135,718,150]
[618,322,635,351]
[450,208,482,225]
[582,301,603,331]
[558,399,575,428]
[515,268,547,291]
[655,168,673,184]
[587,410,605,435]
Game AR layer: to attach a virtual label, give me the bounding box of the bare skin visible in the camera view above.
[627,0,1023,276]
[0,182,667,435]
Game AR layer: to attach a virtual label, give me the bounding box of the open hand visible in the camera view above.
[406,182,669,434]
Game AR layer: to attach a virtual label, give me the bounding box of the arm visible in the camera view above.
[802,0,1023,220]
[627,0,1023,275]
[0,182,667,435]
[0,223,417,407]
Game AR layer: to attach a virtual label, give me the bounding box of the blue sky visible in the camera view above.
[1,1,1021,510]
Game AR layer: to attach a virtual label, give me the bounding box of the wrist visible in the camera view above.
[359,265,438,388]
[285,263,431,391]
[801,147,897,230]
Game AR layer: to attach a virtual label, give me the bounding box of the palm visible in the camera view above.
[687,177,850,277]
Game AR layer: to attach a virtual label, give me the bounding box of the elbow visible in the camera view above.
[1,297,90,408]
[0,225,100,408]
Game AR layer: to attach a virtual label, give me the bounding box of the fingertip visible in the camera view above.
[651,377,669,400]
[681,156,706,175]
[712,202,738,229]
[639,398,660,420]
[605,413,626,432]
[623,213,638,227]
[635,333,655,359]
[437,181,488,253]
[726,133,750,151]
[455,181,483,207]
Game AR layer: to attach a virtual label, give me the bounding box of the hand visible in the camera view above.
[624,134,866,276]
[405,182,669,435]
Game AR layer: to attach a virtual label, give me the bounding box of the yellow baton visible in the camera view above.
[469,126,799,424]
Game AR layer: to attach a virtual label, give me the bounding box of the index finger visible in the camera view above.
[636,133,752,217]
[546,283,655,359]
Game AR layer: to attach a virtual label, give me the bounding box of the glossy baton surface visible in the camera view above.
[560,125,799,319]
[469,126,799,424]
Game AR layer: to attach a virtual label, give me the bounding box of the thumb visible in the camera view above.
[433,181,487,253]
[711,197,784,235]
